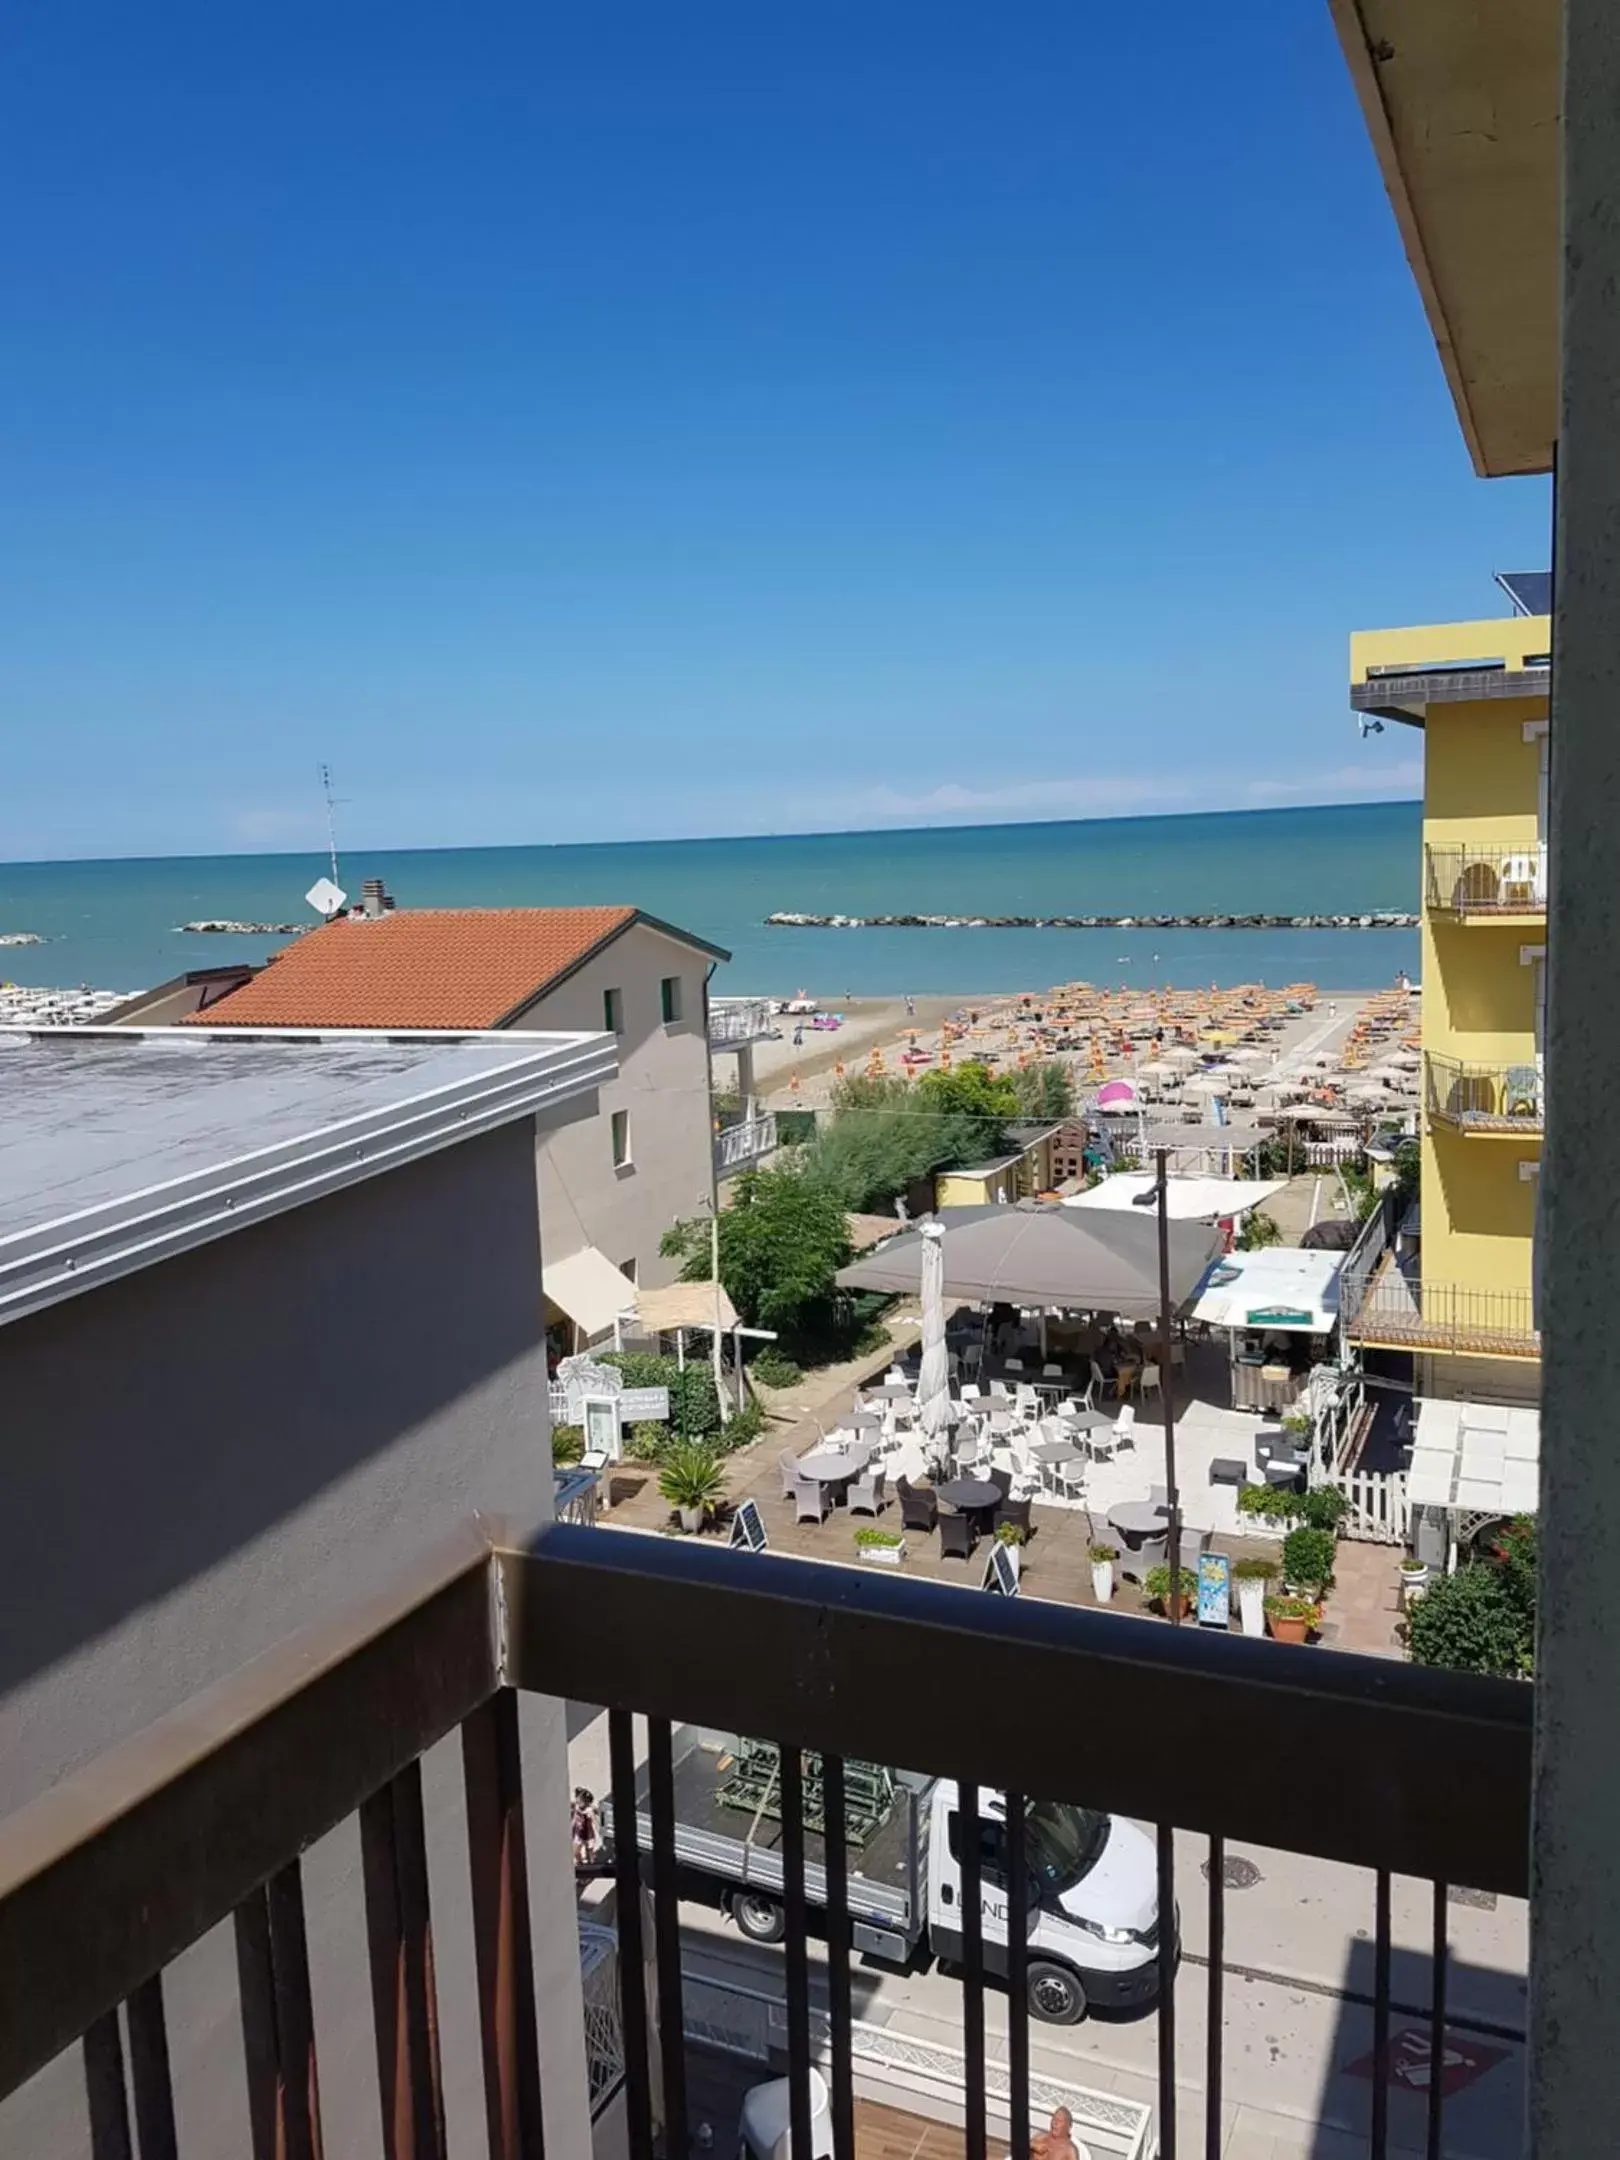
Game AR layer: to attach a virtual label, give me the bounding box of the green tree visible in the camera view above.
[662,1167,853,1348]
[1008,1060,1077,1123]
[1407,1520,1536,1677]
[1236,1209,1283,1250]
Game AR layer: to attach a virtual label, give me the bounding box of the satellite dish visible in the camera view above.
[306,876,347,918]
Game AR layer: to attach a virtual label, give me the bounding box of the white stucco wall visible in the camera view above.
[511,923,717,1295]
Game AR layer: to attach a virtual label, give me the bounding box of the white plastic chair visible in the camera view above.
[740,2068,834,2159]
[1005,1355,1025,1374]
[1114,1403,1137,1450]
[989,1379,1012,1401]
[1140,1363,1162,1407]
[960,1382,982,1404]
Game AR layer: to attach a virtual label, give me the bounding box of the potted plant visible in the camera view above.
[1399,1556,1430,1607]
[1143,1564,1199,1621]
[1298,1485,1349,1532]
[854,1526,907,1567]
[1264,1593,1320,1645]
[1089,1542,1119,1604]
[657,1442,726,1533]
[1237,1483,1303,1530]
[1232,1556,1278,1639]
[995,1520,1026,1579]
[1281,1525,1337,1597]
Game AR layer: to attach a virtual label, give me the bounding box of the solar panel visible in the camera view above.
[1494,570,1553,617]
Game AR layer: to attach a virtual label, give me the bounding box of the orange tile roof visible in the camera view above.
[182,906,646,1030]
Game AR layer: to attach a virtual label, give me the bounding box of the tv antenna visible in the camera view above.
[305,764,350,920]
[319,762,342,887]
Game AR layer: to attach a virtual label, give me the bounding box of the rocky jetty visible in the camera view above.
[177,919,302,935]
[0,931,44,947]
[764,911,1419,931]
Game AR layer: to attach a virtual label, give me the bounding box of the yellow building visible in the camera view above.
[1345,579,1547,1403]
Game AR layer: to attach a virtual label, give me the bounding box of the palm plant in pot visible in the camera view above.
[1143,1564,1198,1622]
[1089,1542,1119,1604]
[1232,1556,1278,1638]
[658,1442,726,1533]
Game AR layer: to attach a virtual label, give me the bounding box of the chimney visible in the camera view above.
[360,877,393,920]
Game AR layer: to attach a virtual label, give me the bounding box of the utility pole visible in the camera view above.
[1156,1147,1182,1623]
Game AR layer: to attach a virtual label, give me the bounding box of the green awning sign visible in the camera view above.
[1245,1306,1315,1328]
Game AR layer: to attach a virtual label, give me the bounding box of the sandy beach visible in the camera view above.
[756,982,1402,1111]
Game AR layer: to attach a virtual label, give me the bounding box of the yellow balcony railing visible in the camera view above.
[1343,1260,1541,1358]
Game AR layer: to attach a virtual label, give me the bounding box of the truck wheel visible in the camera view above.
[732,1891,787,1945]
[1027,1961,1087,2025]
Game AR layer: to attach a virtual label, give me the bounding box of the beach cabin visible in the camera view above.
[933,1122,1062,1209]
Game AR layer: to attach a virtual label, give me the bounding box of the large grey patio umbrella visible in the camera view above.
[837,1201,1222,1318]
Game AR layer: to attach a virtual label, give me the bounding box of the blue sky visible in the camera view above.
[0,1,1550,862]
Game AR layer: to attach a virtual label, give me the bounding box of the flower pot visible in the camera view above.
[859,1540,906,1566]
[1269,1612,1311,1645]
[1091,1559,1114,1604]
[1399,1563,1429,1609]
[1237,1578,1266,1639]
[678,1505,704,1534]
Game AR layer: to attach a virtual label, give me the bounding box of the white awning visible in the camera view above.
[1408,1398,1541,1515]
[1190,1246,1344,1334]
[634,1278,740,1333]
[1067,1174,1285,1222]
[542,1246,638,1337]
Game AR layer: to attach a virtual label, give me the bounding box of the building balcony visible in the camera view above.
[716,1110,777,1174]
[1344,1256,1541,1360]
[1426,1051,1544,1136]
[710,997,776,1048]
[1426,842,1547,921]
[0,1523,1530,2160]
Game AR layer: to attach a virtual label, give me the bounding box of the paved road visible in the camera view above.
[571,1716,1524,2159]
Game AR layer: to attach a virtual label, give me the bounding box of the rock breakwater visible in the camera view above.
[764,911,1418,931]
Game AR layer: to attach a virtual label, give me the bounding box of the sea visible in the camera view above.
[0,799,1422,1001]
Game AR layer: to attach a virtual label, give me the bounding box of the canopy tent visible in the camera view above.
[634,1278,740,1334]
[1407,1399,1540,1516]
[836,1201,1223,1319]
[1067,1173,1286,1222]
[1139,1120,1264,1152]
[542,1246,638,1338]
[1190,1247,1345,1334]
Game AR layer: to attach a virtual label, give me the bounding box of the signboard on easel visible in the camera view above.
[1197,1551,1231,1629]
[983,1544,1020,1598]
[555,1354,669,1462]
[730,1499,768,1553]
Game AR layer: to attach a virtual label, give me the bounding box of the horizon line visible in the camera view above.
[0,795,1423,874]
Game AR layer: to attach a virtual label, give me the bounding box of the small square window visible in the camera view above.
[603,987,624,1034]
[611,1109,631,1168]
[660,975,683,1024]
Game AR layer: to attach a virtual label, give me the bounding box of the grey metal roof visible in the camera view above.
[0,1027,615,1325]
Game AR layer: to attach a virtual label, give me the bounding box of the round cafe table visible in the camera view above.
[1107,1499,1169,1549]
[936,1475,1002,1526]
[797,1445,871,1488]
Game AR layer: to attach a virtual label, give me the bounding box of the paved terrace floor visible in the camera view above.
[601,1338,1404,1650]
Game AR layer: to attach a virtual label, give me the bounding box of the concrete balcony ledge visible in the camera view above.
[715,1111,777,1174]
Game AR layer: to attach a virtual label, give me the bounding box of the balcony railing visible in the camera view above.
[1426,842,1547,918]
[0,1521,1531,2160]
[716,1110,777,1173]
[1343,1258,1542,1359]
[710,998,775,1048]
[1426,1050,1544,1135]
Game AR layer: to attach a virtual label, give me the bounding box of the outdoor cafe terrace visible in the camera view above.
[602,1331,1405,1654]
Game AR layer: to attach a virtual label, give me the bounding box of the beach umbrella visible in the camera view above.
[1137,1060,1176,1080]
[916,1221,951,1453]
[1165,1045,1201,1068]
[1094,1078,1140,1113]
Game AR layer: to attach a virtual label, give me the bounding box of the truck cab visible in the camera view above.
[927,1784,1164,2023]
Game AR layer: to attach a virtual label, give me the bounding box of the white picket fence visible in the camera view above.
[1331,1467,1410,1545]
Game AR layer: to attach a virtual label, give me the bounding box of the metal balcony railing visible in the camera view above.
[716,1110,778,1172]
[710,998,775,1048]
[1425,843,1547,918]
[1426,1051,1544,1135]
[1343,1259,1541,1359]
[0,1522,1531,2160]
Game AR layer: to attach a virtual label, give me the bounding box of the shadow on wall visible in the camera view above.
[0,1122,547,1714]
